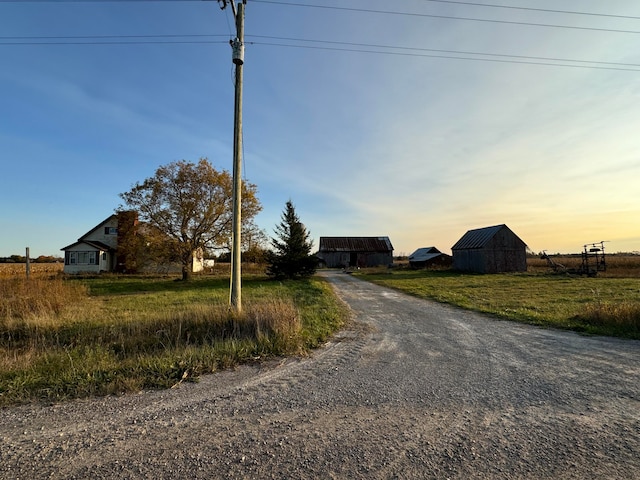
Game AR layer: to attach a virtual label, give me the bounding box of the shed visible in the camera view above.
[407,247,452,269]
[317,236,394,268]
[451,224,527,273]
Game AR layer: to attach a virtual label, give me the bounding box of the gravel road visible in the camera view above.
[1,270,639,479]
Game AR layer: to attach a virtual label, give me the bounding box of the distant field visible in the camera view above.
[0,262,63,279]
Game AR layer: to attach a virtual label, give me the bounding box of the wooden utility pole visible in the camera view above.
[224,0,246,311]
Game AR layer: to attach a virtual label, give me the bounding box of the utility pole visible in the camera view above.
[219,0,246,311]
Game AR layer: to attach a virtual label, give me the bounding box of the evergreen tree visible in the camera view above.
[266,200,317,279]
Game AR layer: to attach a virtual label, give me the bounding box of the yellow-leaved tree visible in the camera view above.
[119,158,261,281]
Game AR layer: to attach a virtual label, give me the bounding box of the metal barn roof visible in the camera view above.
[452,224,515,250]
[408,247,442,262]
[319,236,393,252]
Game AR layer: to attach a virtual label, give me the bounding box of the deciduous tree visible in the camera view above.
[119,158,261,281]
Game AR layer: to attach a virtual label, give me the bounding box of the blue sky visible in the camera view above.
[1,0,639,257]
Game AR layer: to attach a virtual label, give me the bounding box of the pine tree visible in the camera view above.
[266,200,317,279]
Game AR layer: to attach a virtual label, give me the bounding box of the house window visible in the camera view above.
[102,253,107,261]
[105,227,118,235]
[67,251,99,265]
[73,252,97,265]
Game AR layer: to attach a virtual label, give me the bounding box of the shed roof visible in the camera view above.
[452,224,525,250]
[319,236,393,252]
[408,247,442,262]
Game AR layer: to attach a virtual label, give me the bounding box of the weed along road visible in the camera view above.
[2,271,639,479]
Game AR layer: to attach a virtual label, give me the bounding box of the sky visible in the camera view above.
[1,0,639,258]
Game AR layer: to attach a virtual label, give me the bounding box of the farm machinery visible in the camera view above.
[541,241,607,276]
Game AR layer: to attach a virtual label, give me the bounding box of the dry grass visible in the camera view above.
[242,299,303,351]
[580,301,640,333]
[0,277,88,319]
[0,274,346,405]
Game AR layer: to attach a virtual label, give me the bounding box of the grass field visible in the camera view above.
[0,270,348,406]
[356,255,640,340]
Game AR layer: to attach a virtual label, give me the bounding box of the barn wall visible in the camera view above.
[454,234,526,273]
[319,252,349,268]
[453,250,488,273]
[485,229,527,273]
[319,251,393,268]
[355,252,392,267]
[483,248,526,273]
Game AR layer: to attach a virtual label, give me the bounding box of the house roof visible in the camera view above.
[319,236,393,252]
[408,247,443,262]
[452,224,525,250]
[61,240,115,252]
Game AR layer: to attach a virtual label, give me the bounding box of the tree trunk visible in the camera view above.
[181,253,193,282]
[182,265,192,281]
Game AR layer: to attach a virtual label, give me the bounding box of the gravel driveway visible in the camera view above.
[2,270,639,479]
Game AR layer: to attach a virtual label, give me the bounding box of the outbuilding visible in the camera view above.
[407,247,452,269]
[317,236,394,268]
[451,224,527,273]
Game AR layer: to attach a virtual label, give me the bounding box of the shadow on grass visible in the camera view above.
[67,274,273,296]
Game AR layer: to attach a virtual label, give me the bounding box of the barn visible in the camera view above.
[407,247,452,269]
[317,237,394,268]
[451,224,527,273]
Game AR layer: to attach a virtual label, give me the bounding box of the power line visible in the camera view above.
[248,34,640,69]
[420,0,640,21]
[0,33,229,45]
[251,1,640,35]
[0,34,230,45]
[2,32,639,72]
[4,31,638,68]
[0,0,200,2]
[5,0,640,35]
[0,39,227,44]
[0,34,228,39]
[250,40,640,72]
[2,0,639,23]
